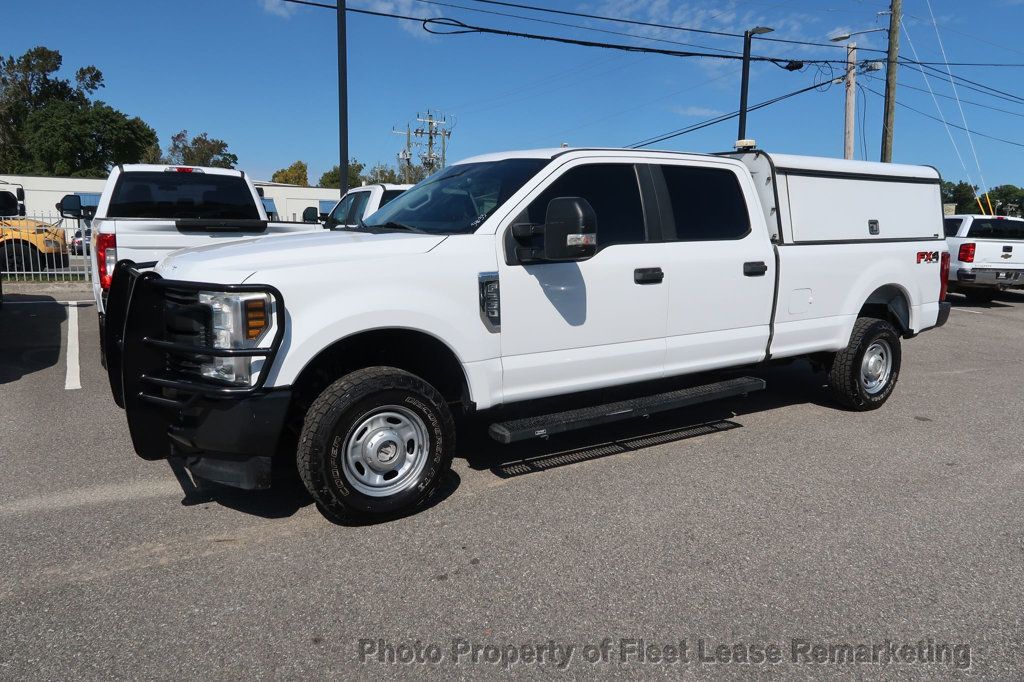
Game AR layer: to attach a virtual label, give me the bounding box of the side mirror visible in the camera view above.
[58,194,83,219]
[516,197,598,261]
[16,188,25,201]
[301,206,319,223]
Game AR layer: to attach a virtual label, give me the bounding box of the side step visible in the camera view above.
[488,376,765,444]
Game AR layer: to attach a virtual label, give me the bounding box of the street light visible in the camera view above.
[737,26,774,143]
[830,27,888,42]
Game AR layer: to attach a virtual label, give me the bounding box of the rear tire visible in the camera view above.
[1,243,34,273]
[826,317,902,411]
[296,367,455,523]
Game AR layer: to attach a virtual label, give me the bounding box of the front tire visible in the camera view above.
[297,367,456,523]
[826,317,902,411]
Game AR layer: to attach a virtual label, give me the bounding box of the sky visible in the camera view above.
[5,0,1024,188]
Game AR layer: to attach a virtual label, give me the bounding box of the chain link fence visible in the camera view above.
[1,212,91,283]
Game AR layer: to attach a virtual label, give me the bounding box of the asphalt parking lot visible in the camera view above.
[1,285,1023,678]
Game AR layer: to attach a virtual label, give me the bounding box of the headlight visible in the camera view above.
[197,291,275,385]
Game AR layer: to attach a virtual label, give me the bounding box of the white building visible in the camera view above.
[1,173,344,221]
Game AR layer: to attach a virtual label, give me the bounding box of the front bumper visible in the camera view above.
[104,261,288,489]
[955,267,1024,288]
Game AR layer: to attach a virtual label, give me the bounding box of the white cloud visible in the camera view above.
[355,0,442,39]
[259,0,297,19]
[674,105,723,117]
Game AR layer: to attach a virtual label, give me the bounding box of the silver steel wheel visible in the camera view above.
[860,339,893,395]
[341,405,430,497]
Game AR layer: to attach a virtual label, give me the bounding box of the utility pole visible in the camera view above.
[414,111,453,173]
[337,0,349,195]
[737,26,774,143]
[844,42,857,160]
[880,0,902,162]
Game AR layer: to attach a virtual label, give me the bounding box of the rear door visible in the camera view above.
[653,160,776,374]
[965,217,1024,269]
[106,169,270,264]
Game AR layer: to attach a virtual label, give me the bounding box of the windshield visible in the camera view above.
[362,159,548,234]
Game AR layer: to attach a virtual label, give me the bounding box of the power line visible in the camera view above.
[461,0,892,54]
[864,75,1024,119]
[628,78,834,148]
[413,0,742,55]
[862,85,1024,149]
[924,0,988,196]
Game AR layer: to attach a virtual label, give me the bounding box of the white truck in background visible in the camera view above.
[102,147,951,523]
[943,214,1024,302]
[321,183,411,229]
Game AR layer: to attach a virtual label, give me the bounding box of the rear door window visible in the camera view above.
[967,218,1024,240]
[657,165,751,241]
[107,172,259,220]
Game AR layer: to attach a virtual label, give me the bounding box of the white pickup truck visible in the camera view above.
[322,183,411,229]
[943,214,1024,302]
[102,148,950,522]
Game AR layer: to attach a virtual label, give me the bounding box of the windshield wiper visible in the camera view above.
[366,221,426,234]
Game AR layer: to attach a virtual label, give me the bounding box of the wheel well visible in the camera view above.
[859,285,911,335]
[290,328,470,412]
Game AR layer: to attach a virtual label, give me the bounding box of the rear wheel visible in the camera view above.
[296,367,455,523]
[0,242,35,272]
[826,317,902,411]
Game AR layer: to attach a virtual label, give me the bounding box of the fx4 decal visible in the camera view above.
[917,251,940,264]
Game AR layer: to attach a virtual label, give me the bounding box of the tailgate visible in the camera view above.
[109,218,272,263]
[972,240,1024,268]
[966,218,1024,267]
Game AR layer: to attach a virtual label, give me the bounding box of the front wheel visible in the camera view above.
[826,317,902,411]
[297,367,456,523]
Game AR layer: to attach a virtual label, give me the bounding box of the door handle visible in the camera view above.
[743,261,768,277]
[634,267,664,285]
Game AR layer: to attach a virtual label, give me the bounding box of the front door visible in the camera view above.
[497,160,668,403]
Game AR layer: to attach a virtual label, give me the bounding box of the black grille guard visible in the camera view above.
[104,260,286,412]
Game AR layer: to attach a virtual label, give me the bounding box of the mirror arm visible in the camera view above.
[510,222,543,242]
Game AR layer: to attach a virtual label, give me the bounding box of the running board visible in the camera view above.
[488,376,766,444]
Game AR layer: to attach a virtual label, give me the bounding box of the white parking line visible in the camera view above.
[65,301,81,390]
[951,308,982,314]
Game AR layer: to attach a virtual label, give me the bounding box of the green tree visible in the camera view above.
[362,163,401,184]
[941,180,980,215]
[271,160,309,186]
[0,46,160,176]
[987,184,1024,217]
[166,130,238,169]
[318,159,364,190]
[21,99,157,177]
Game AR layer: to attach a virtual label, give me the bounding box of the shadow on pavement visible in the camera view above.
[0,293,67,384]
[457,359,836,477]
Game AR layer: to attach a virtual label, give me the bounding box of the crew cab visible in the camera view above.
[57,164,324,344]
[321,183,411,229]
[943,214,1024,302]
[103,148,951,522]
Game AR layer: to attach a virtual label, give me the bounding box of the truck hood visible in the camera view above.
[156,230,447,282]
